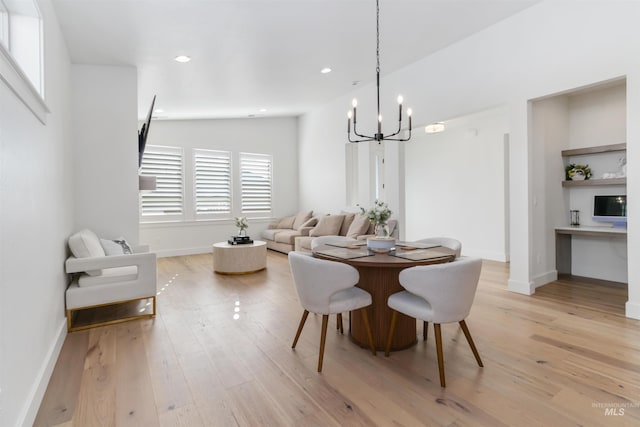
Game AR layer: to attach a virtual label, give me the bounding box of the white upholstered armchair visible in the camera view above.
[64,229,157,331]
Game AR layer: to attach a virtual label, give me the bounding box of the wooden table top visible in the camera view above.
[312,245,456,268]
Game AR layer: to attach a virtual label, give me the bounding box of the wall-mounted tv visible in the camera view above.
[593,195,627,227]
[138,95,156,168]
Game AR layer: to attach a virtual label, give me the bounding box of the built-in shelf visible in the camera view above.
[562,177,626,187]
[561,143,626,157]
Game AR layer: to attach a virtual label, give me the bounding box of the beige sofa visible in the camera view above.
[261,210,399,254]
[260,210,318,253]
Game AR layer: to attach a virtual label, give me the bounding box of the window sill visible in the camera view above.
[0,45,49,124]
[140,217,274,228]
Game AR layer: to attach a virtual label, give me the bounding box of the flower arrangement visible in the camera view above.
[234,216,249,231]
[565,163,592,181]
[360,200,392,225]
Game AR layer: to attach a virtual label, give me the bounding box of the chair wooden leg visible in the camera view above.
[459,320,483,367]
[423,320,428,341]
[360,307,376,356]
[337,313,344,334]
[385,310,399,357]
[318,315,329,372]
[292,310,309,349]
[434,323,446,387]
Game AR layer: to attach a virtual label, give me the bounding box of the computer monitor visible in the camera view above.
[593,195,627,227]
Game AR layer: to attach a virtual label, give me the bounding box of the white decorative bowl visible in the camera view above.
[367,237,395,252]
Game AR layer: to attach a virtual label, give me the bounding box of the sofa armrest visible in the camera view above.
[65,252,156,274]
[298,226,314,237]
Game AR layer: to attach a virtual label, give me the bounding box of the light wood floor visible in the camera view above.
[35,252,640,426]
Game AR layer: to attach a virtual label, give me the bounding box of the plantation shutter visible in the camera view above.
[240,153,272,214]
[140,145,184,218]
[194,149,232,216]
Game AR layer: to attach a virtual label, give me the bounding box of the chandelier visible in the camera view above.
[347,0,412,143]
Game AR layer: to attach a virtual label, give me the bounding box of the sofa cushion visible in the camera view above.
[339,213,356,236]
[78,266,138,287]
[277,215,296,229]
[293,210,313,230]
[68,229,105,276]
[310,215,345,237]
[346,215,371,238]
[274,230,302,245]
[300,217,318,229]
[261,228,286,241]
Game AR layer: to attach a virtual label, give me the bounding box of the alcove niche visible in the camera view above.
[531,77,627,286]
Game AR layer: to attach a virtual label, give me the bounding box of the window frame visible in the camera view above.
[193,148,233,220]
[139,145,185,222]
[239,152,273,218]
[0,0,48,124]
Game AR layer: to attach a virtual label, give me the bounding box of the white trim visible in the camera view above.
[155,246,213,258]
[625,301,640,320]
[532,270,558,290]
[507,278,536,295]
[18,318,66,427]
[140,217,274,228]
[0,42,48,124]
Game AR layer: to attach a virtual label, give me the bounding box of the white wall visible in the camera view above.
[298,1,640,318]
[139,117,298,256]
[0,1,73,425]
[71,65,139,243]
[404,107,509,261]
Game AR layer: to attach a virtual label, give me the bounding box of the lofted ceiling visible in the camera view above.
[51,0,537,120]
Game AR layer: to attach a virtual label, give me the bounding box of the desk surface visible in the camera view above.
[555,226,627,237]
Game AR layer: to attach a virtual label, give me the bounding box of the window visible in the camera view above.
[240,153,272,215]
[0,0,47,123]
[140,145,184,219]
[193,149,232,217]
[0,2,8,49]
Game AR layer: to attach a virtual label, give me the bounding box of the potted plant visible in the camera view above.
[359,200,394,252]
[565,163,592,181]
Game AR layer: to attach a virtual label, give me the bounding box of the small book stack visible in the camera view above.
[228,235,253,245]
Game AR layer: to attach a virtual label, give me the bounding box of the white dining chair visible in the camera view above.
[385,257,483,387]
[417,237,462,258]
[288,251,376,372]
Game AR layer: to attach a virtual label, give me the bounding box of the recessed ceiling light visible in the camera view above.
[259,108,267,112]
[174,55,191,63]
[321,67,332,74]
[154,108,164,113]
[425,122,446,133]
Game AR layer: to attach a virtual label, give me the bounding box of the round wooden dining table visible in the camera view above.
[313,245,455,351]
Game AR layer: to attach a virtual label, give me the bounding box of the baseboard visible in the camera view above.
[155,246,212,258]
[19,318,67,427]
[625,300,640,320]
[532,270,558,290]
[507,278,536,295]
[464,249,508,262]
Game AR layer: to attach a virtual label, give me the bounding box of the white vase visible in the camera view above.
[367,237,395,252]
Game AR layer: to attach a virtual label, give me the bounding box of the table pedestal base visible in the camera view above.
[350,266,417,351]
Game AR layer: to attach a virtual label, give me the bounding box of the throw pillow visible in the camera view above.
[277,215,296,229]
[339,213,356,236]
[299,217,318,229]
[293,210,313,230]
[67,229,105,276]
[346,214,372,238]
[100,238,133,256]
[309,215,345,237]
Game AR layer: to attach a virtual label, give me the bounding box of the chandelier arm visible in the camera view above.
[352,121,372,139]
[349,133,375,143]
